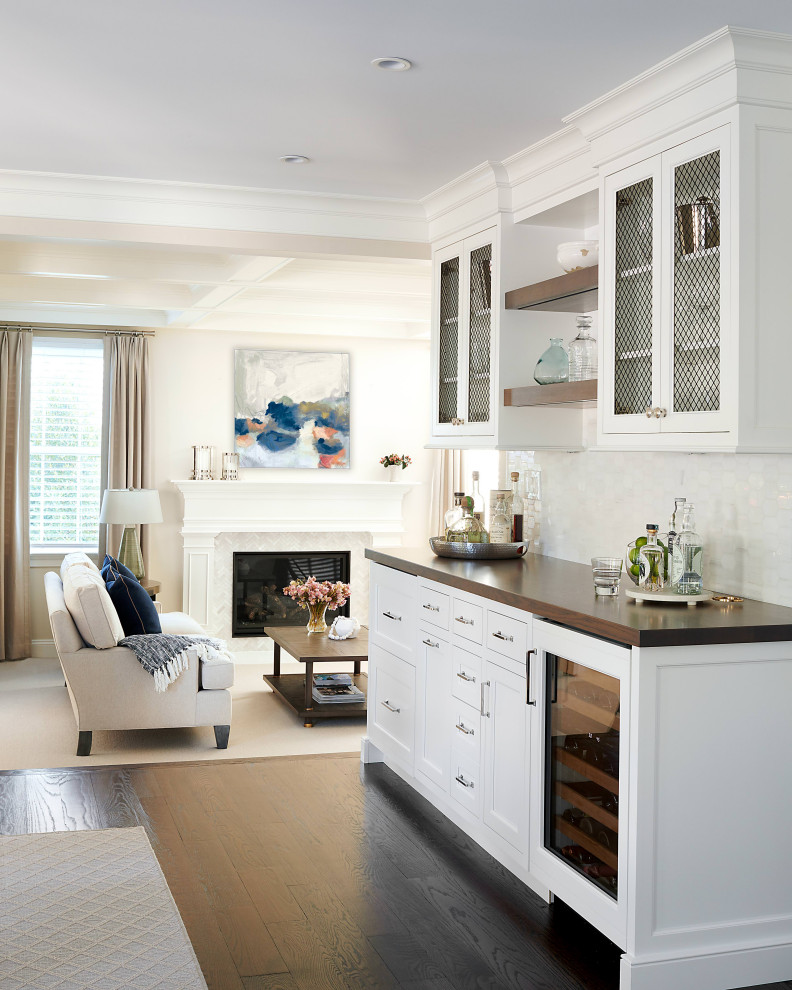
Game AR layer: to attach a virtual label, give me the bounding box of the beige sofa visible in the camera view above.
[45,570,233,756]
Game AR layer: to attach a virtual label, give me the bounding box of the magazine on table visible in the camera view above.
[311,673,365,704]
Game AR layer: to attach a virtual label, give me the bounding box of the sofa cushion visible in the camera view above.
[100,554,136,583]
[105,570,162,637]
[159,612,206,636]
[200,662,235,691]
[60,551,100,583]
[62,566,125,649]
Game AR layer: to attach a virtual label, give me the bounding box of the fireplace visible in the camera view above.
[232,551,351,637]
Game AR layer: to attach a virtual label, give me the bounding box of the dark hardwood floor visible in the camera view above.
[0,754,789,990]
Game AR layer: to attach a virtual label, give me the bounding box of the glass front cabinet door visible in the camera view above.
[530,621,631,948]
[600,125,730,440]
[431,229,496,440]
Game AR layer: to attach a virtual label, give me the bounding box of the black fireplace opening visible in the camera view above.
[232,551,351,637]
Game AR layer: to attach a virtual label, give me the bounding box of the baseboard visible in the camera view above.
[31,639,57,659]
[621,941,792,990]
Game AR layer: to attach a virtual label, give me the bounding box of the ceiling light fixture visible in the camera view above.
[371,56,412,71]
[279,155,310,164]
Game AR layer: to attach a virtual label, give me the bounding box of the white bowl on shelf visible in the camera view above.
[557,240,599,273]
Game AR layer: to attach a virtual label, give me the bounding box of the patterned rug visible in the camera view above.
[0,827,206,989]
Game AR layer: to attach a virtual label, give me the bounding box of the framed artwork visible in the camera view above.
[234,349,350,469]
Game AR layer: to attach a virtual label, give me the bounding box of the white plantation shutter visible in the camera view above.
[29,337,105,549]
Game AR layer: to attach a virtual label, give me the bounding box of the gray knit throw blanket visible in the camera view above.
[119,634,234,692]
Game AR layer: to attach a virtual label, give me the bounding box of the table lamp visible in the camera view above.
[99,488,163,580]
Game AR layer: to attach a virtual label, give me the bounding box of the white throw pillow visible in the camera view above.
[62,566,125,649]
[60,551,101,583]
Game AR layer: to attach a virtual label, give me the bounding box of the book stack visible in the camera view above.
[311,673,365,705]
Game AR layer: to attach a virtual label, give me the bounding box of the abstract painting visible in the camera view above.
[234,349,350,469]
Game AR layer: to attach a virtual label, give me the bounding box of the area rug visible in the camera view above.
[0,659,365,770]
[0,827,206,989]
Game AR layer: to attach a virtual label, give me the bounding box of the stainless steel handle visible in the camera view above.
[480,680,491,718]
[455,722,474,736]
[422,603,440,612]
[455,774,474,789]
[380,700,401,713]
[455,616,474,625]
[526,648,536,706]
[492,631,513,643]
[382,611,402,621]
[457,671,476,683]
[422,637,439,649]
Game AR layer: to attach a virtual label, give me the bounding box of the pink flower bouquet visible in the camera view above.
[380,453,412,469]
[282,576,351,611]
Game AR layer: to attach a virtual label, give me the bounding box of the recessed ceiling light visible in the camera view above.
[371,56,412,71]
[279,155,310,164]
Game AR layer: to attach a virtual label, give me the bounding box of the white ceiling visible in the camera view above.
[3,0,792,200]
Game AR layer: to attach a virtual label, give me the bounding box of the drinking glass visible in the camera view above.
[591,557,623,597]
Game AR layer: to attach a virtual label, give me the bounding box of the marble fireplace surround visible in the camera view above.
[172,480,412,650]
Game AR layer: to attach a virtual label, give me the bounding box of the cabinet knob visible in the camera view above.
[659,407,668,418]
[451,417,465,426]
[653,407,662,419]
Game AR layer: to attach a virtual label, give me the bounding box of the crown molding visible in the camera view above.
[421,161,512,244]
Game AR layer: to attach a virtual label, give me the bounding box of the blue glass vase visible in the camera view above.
[534,337,569,384]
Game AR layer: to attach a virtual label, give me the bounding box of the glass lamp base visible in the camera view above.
[118,526,145,580]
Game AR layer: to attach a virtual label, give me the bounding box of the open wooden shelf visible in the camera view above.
[555,781,619,833]
[505,266,598,313]
[554,745,619,795]
[555,815,618,870]
[504,380,597,408]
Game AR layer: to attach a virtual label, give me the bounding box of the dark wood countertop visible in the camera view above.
[365,547,792,648]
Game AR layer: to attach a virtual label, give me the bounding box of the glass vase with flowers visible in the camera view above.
[283,577,352,634]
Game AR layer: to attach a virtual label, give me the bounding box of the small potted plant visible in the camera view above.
[283,577,351,634]
[380,453,412,482]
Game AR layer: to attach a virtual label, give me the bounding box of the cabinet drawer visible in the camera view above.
[451,701,481,763]
[451,598,483,645]
[369,642,415,764]
[486,609,529,665]
[418,584,450,631]
[370,563,416,662]
[451,645,482,709]
[450,754,482,817]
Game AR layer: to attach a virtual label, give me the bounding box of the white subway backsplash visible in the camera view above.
[507,450,792,608]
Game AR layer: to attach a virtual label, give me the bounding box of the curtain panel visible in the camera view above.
[428,449,466,540]
[0,330,31,661]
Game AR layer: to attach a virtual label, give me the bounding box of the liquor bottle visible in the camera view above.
[470,471,485,525]
[446,496,488,543]
[677,503,704,595]
[638,524,665,591]
[568,315,598,381]
[509,472,524,542]
[443,492,465,535]
[668,496,686,588]
[490,495,511,543]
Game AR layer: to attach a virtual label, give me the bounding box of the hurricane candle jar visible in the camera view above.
[221,452,240,480]
[191,445,215,480]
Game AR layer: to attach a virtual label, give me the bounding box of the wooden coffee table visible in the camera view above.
[262,625,368,727]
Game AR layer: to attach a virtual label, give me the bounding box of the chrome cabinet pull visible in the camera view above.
[492,630,513,643]
[422,603,440,612]
[455,722,474,736]
[480,679,491,718]
[455,615,474,625]
[455,774,474,789]
[382,611,402,621]
[422,637,439,649]
[526,648,537,706]
[456,671,476,683]
[380,700,401,714]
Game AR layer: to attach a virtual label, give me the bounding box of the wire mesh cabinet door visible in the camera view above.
[462,228,496,438]
[600,157,663,436]
[659,126,730,434]
[432,241,464,437]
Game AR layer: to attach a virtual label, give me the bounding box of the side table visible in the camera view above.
[140,578,161,601]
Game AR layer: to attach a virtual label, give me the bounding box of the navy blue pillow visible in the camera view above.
[105,567,162,636]
[101,554,137,583]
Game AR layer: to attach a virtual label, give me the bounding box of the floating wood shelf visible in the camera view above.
[504,380,597,407]
[555,815,618,870]
[505,266,598,313]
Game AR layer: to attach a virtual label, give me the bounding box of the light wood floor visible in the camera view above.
[1,755,789,990]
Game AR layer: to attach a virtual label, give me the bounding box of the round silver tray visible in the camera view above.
[429,538,529,560]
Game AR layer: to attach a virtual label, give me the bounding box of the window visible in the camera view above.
[29,337,105,550]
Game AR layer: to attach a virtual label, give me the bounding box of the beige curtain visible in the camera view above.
[105,334,152,561]
[0,330,31,661]
[429,449,467,538]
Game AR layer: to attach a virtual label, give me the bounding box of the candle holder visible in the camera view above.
[221,452,240,481]
[191,445,215,480]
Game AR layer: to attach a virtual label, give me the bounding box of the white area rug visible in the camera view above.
[0,827,206,989]
[0,659,365,770]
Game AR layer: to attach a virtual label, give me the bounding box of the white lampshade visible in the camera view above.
[99,488,163,525]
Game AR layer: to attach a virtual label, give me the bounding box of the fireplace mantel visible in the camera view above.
[172,479,414,626]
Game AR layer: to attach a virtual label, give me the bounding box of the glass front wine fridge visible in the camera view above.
[544,652,621,899]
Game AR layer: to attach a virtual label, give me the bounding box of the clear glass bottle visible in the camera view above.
[446,496,488,543]
[489,495,511,544]
[444,492,465,535]
[534,338,570,384]
[470,471,485,525]
[509,471,524,542]
[677,503,704,595]
[668,496,687,589]
[638,524,665,591]
[568,315,598,382]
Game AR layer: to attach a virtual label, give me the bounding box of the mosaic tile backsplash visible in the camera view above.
[507,450,792,608]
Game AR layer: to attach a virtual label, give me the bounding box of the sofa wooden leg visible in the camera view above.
[214,725,230,749]
[76,731,92,757]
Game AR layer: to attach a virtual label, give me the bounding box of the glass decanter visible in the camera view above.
[638,524,665,591]
[446,496,488,543]
[534,338,569,385]
[677,503,704,595]
[568,315,598,381]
